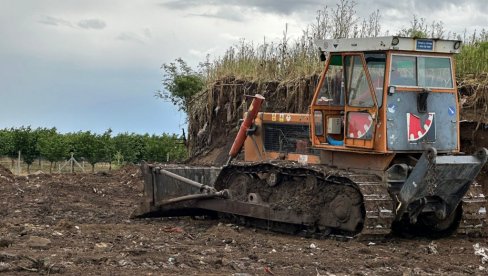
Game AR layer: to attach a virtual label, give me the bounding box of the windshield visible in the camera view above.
[390,55,453,88]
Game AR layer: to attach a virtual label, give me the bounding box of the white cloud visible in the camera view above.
[78,19,106,30]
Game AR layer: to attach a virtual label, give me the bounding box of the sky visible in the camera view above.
[0,0,486,135]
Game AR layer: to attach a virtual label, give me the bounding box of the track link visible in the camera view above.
[214,161,486,238]
[459,182,487,235]
[214,161,396,239]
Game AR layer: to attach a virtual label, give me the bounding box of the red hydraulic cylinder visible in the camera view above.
[228,94,265,159]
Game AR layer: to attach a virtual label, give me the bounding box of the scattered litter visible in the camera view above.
[264,266,274,275]
[95,242,109,249]
[474,243,488,264]
[168,257,176,265]
[427,241,438,255]
[310,243,317,249]
[479,207,486,214]
[0,262,11,272]
[368,242,376,246]
[162,226,184,233]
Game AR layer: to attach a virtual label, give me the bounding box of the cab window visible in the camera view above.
[365,53,386,107]
[418,57,453,88]
[316,55,344,106]
[390,55,453,88]
[390,55,416,86]
[345,55,374,107]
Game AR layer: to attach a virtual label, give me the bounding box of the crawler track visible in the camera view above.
[214,161,395,239]
[460,182,487,235]
[213,161,485,238]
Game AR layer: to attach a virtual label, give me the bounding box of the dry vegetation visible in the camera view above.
[459,73,488,124]
[196,2,487,85]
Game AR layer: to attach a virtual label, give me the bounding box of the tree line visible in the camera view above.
[0,127,187,173]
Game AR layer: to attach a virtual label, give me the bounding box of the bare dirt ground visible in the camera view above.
[1,164,488,275]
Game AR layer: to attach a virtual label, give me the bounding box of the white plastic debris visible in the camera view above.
[474,243,488,264]
[368,242,376,246]
[310,243,317,249]
[427,241,438,255]
[168,257,176,265]
[479,207,486,214]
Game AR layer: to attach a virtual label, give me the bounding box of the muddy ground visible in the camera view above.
[1,164,488,275]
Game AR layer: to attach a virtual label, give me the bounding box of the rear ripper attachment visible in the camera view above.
[390,148,488,237]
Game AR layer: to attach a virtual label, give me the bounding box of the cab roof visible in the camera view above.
[315,36,462,54]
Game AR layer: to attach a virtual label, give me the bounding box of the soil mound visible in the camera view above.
[459,73,488,124]
[0,164,14,183]
[187,75,318,165]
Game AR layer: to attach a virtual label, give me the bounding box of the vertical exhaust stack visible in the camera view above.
[226,94,265,166]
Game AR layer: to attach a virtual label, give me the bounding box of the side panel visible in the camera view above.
[386,91,458,151]
[244,112,320,163]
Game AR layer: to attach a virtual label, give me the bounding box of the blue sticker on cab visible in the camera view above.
[448,106,455,116]
[388,103,397,113]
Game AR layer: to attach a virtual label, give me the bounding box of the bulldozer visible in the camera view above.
[134,36,488,238]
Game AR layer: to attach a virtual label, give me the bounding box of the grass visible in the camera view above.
[197,4,488,84]
[456,41,488,76]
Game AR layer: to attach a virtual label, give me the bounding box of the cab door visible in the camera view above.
[343,54,378,149]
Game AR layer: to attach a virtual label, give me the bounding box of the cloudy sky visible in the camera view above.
[1,0,486,135]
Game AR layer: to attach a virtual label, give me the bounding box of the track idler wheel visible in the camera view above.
[224,172,252,201]
[319,186,364,234]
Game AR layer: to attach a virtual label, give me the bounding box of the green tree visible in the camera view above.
[113,133,146,164]
[142,133,187,163]
[144,134,168,162]
[166,133,188,162]
[100,129,115,170]
[0,129,14,157]
[157,58,205,113]
[12,126,39,173]
[69,131,105,172]
[37,128,68,173]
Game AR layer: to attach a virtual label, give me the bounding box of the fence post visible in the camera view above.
[17,151,21,175]
[71,153,74,173]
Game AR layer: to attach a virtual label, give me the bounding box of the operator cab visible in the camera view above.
[311,37,461,153]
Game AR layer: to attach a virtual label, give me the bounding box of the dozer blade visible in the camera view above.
[397,148,488,223]
[132,163,224,218]
[132,164,363,237]
[132,163,321,228]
